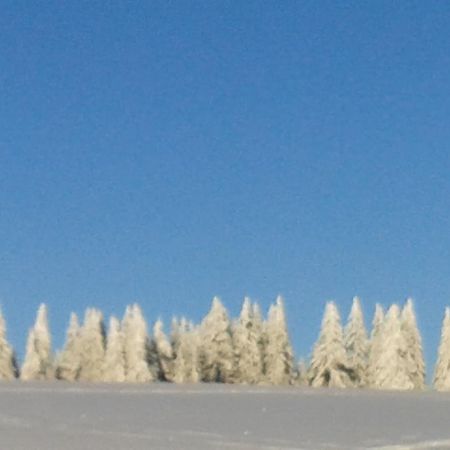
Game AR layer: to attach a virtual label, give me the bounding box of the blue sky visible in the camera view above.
[1,1,450,372]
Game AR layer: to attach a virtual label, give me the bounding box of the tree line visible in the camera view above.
[1,296,450,390]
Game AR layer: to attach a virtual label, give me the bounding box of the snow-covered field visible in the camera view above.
[1,383,450,450]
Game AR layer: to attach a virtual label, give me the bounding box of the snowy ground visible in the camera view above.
[1,383,450,449]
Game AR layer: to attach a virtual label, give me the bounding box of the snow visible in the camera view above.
[1,383,450,449]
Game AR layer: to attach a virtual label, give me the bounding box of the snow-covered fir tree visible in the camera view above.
[401,298,425,390]
[233,297,263,384]
[263,296,294,385]
[21,304,53,381]
[0,309,17,380]
[367,304,385,387]
[309,302,352,388]
[199,297,234,383]
[78,308,105,382]
[372,304,414,391]
[434,307,450,391]
[102,316,126,382]
[173,319,200,384]
[151,319,175,382]
[344,297,369,387]
[122,304,155,382]
[55,312,81,381]
[170,317,182,350]
[253,302,267,371]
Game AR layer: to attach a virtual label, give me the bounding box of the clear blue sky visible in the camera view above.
[1,1,450,373]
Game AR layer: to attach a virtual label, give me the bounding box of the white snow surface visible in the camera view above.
[1,382,450,449]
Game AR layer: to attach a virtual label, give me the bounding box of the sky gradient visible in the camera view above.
[1,1,450,373]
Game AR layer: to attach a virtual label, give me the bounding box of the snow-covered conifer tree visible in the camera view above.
[78,308,105,382]
[233,297,263,384]
[102,316,126,382]
[434,307,450,391]
[151,319,175,381]
[171,317,181,349]
[309,302,352,388]
[55,313,81,381]
[344,297,369,387]
[372,304,414,390]
[21,304,53,381]
[263,296,294,385]
[401,298,425,390]
[122,304,155,382]
[253,302,266,366]
[0,310,17,380]
[367,304,385,387]
[199,297,234,383]
[173,320,200,384]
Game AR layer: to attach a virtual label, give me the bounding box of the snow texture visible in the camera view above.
[1,382,450,449]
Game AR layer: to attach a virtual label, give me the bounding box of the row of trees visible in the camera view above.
[0,297,449,390]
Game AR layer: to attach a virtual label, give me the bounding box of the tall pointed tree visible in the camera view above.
[199,297,234,383]
[372,304,413,390]
[344,297,369,387]
[102,316,126,382]
[21,304,53,380]
[401,298,425,390]
[173,320,200,384]
[434,307,450,391]
[0,309,17,380]
[151,319,175,381]
[253,302,267,370]
[309,302,352,388]
[56,312,81,381]
[263,296,294,385]
[122,304,155,382]
[367,304,385,387]
[233,297,264,384]
[78,308,105,382]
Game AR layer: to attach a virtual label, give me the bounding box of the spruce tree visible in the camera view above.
[122,304,155,382]
[0,309,17,380]
[56,312,81,381]
[253,302,267,371]
[102,316,126,382]
[401,298,425,390]
[151,319,175,381]
[309,302,352,388]
[233,297,263,384]
[372,304,414,390]
[199,297,234,383]
[344,297,369,387]
[367,304,385,387]
[173,320,200,384]
[21,304,53,380]
[78,308,105,382]
[434,307,450,391]
[263,296,294,385]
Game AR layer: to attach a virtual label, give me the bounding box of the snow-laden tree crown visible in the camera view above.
[0,297,444,391]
